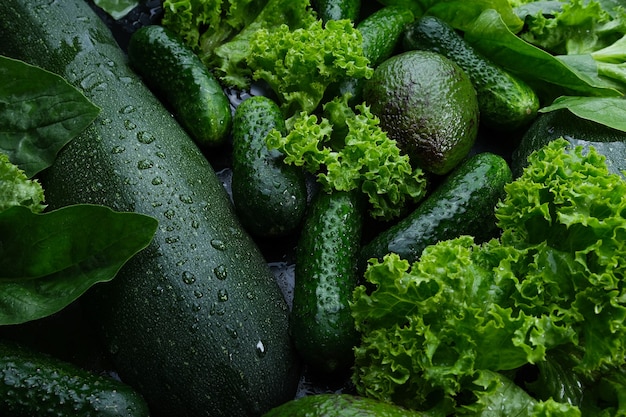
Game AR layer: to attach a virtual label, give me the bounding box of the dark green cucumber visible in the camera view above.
[359,152,512,270]
[512,109,626,178]
[262,393,428,417]
[0,340,148,417]
[0,2,299,417]
[331,5,415,105]
[291,189,363,374]
[403,15,539,131]
[312,0,361,23]
[127,24,232,148]
[231,96,307,237]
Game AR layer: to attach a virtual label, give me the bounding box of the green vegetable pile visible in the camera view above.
[0,55,157,326]
[351,138,626,416]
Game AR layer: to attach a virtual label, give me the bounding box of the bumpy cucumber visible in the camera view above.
[291,189,363,374]
[403,15,539,131]
[312,0,361,23]
[262,393,428,417]
[331,5,415,105]
[0,340,149,417]
[231,96,308,237]
[0,1,299,416]
[127,24,232,148]
[359,152,512,270]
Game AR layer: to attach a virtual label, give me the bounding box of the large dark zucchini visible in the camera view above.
[0,1,299,416]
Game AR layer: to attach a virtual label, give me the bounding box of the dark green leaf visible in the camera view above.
[0,204,157,325]
[463,9,620,99]
[540,96,626,132]
[0,56,100,178]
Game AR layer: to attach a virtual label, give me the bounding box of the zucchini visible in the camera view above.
[359,152,512,270]
[261,393,428,417]
[312,0,361,24]
[231,96,308,237]
[330,5,415,105]
[127,24,232,148]
[512,109,626,178]
[0,340,149,417]
[291,189,363,374]
[0,1,300,416]
[403,15,539,132]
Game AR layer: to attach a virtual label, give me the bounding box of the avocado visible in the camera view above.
[363,50,479,175]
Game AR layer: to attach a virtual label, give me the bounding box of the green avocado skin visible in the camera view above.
[261,394,429,417]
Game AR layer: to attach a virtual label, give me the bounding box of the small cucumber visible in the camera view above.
[261,393,428,417]
[127,24,231,148]
[291,189,363,374]
[331,5,415,105]
[512,109,626,178]
[359,152,512,270]
[403,15,539,131]
[0,340,149,417]
[312,0,361,23]
[231,96,308,237]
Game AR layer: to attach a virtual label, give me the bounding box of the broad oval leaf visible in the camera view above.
[0,56,100,178]
[0,204,157,325]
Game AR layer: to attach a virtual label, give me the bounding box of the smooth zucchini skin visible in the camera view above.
[403,16,539,131]
[359,152,512,271]
[231,96,308,237]
[0,1,299,417]
[291,190,363,374]
[0,340,149,417]
[127,24,232,148]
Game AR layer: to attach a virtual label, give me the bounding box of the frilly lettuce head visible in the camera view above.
[0,153,45,213]
[266,96,427,220]
[351,138,626,415]
[247,18,373,117]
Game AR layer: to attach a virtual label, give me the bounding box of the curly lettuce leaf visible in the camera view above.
[518,0,625,55]
[247,18,373,116]
[212,0,315,88]
[496,139,626,373]
[266,97,426,219]
[0,154,45,213]
[352,139,626,414]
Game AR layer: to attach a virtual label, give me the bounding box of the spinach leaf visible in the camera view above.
[539,96,626,132]
[0,56,100,178]
[463,9,621,100]
[0,204,157,325]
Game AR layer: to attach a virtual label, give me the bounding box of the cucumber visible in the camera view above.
[312,0,361,23]
[403,15,539,132]
[359,152,512,270]
[127,24,232,148]
[291,189,363,374]
[0,1,300,416]
[261,393,428,417]
[0,340,149,417]
[231,96,308,237]
[512,109,626,178]
[330,5,415,105]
